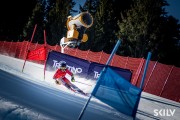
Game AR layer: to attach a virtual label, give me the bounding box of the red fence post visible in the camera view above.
[54,44,56,51]
[132,58,145,85]
[35,41,38,50]
[14,40,19,58]
[85,50,90,60]
[8,40,13,54]
[19,41,24,59]
[74,48,78,57]
[159,66,174,96]
[98,51,103,63]
[18,41,23,58]
[1,41,5,53]
[143,61,158,90]
[124,57,129,68]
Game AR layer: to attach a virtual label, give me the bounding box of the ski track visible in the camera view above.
[0,54,180,120]
[0,55,132,120]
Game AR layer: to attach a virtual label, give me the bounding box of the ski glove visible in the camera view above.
[71,77,75,82]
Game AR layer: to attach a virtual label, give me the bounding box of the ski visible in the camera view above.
[61,82,88,96]
[70,84,88,96]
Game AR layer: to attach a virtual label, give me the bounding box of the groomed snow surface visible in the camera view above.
[0,54,179,120]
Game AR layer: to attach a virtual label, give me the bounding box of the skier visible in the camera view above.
[53,61,87,96]
[53,61,75,90]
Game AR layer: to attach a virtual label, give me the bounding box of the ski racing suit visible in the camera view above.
[53,69,74,89]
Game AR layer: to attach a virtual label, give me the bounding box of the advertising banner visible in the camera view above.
[46,51,90,78]
[45,51,132,81]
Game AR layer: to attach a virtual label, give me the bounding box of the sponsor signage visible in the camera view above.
[45,51,132,81]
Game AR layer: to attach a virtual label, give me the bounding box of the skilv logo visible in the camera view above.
[154,109,176,117]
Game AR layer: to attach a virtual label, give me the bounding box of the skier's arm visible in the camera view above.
[53,74,56,79]
[53,69,60,79]
[66,69,75,82]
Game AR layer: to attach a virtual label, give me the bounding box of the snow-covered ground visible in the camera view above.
[0,54,179,120]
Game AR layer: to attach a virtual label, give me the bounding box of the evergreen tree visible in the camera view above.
[112,0,132,21]
[80,0,133,53]
[117,0,180,67]
[22,0,76,45]
[46,0,76,45]
[79,0,98,15]
[117,0,168,57]
[78,0,99,50]
[0,0,37,41]
[89,0,117,53]
[22,1,45,44]
[156,16,180,66]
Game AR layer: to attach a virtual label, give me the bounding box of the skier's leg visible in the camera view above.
[65,83,71,89]
[63,78,71,85]
[64,83,75,92]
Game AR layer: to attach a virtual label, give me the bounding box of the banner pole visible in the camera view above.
[43,30,47,80]
[140,52,152,89]
[43,55,48,80]
[44,30,47,47]
[105,40,121,66]
[77,40,121,120]
[22,24,37,72]
[133,52,152,120]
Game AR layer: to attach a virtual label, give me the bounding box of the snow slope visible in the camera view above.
[0,54,179,120]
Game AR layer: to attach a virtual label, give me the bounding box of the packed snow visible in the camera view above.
[0,54,179,120]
